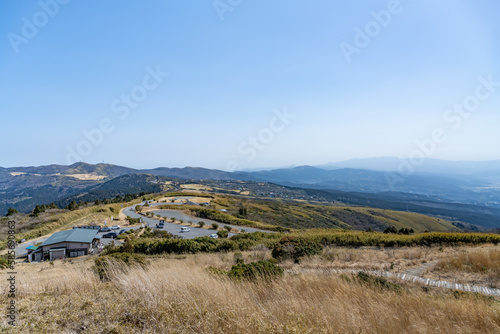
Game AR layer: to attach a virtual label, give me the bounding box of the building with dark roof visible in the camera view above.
[30,229,100,261]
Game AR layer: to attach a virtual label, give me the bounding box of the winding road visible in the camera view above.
[123,201,270,239]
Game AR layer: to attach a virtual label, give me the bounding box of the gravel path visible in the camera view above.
[402,260,439,276]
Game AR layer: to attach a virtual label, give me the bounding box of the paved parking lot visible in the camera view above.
[123,203,270,239]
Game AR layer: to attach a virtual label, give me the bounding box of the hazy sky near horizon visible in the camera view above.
[1,0,499,170]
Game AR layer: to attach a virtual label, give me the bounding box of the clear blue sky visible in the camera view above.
[1,0,499,170]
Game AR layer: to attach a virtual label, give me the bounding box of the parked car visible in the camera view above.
[180,227,190,233]
[119,229,127,234]
[73,225,100,230]
[210,234,218,239]
[111,225,120,230]
[102,232,118,239]
[156,222,164,228]
[99,227,111,233]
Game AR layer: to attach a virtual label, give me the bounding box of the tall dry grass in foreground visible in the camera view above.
[2,254,500,333]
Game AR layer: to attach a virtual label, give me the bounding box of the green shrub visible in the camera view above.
[233,252,243,262]
[109,252,148,266]
[215,239,238,252]
[224,225,232,232]
[6,207,18,216]
[198,221,205,228]
[126,217,140,225]
[217,230,229,238]
[211,223,219,230]
[272,236,323,263]
[228,260,283,281]
[206,266,227,277]
[234,239,255,251]
[0,256,9,269]
[141,229,176,239]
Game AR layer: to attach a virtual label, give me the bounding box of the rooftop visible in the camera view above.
[40,229,99,247]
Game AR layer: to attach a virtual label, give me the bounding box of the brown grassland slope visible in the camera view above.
[2,252,500,333]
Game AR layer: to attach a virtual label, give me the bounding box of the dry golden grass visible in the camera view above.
[284,245,446,274]
[65,173,107,181]
[9,172,27,176]
[433,247,500,286]
[292,244,500,287]
[308,246,430,271]
[2,253,500,333]
[154,196,212,204]
[179,184,213,192]
[436,248,500,272]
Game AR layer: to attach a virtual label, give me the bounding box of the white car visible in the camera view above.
[180,227,190,233]
[111,225,120,230]
[210,234,218,239]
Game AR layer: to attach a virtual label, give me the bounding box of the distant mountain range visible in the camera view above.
[0,162,233,214]
[236,165,500,206]
[317,157,500,177]
[1,159,499,229]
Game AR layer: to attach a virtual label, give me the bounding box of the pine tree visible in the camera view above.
[6,207,18,216]
[66,200,78,211]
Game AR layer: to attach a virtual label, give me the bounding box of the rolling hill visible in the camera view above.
[2,161,500,230]
[204,194,460,232]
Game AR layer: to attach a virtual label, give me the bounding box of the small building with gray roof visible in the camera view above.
[32,229,100,261]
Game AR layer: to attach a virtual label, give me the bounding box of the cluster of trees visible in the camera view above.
[6,208,18,216]
[32,203,57,216]
[93,193,147,206]
[66,201,79,211]
[5,203,59,217]
[4,191,155,217]
[66,192,152,211]
[64,192,151,212]
[383,226,415,235]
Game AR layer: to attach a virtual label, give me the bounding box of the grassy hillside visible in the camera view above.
[174,194,461,233]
